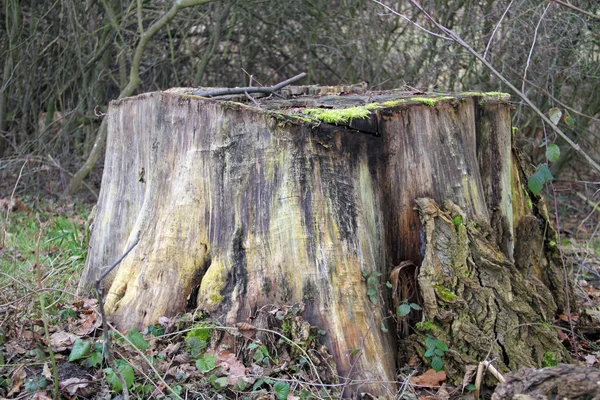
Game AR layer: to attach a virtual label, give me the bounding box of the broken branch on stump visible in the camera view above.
[194,72,306,97]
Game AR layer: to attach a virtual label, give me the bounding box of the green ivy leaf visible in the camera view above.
[234,378,247,391]
[397,304,411,317]
[431,356,444,372]
[196,353,217,372]
[186,336,207,358]
[126,328,149,351]
[434,340,448,352]
[362,270,370,278]
[546,144,560,163]
[434,348,445,356]
[254,349,265,363]
[410,303,422,310]
[385,281,393,289]
[367,288,377,296]
[148,324,165,337]
[83,349,103,367]
[548,107,562,125]
[208,374,229,389]
[253,378,265,391]
[367,276,377,286]
[466,384,476,391]
[528,173,544,195]
[528,164,554,195]
[424,348,435,357]
[424,337,436,350]
[68,338,91,362]
[24,376,48,392]
[563,110,574,127]
[273,381,291,400]
[105,361,135,392]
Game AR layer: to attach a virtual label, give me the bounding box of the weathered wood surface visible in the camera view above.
[80,88,568,396]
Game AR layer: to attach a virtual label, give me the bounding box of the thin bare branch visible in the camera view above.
[522,4,551,93]
[551,0,600,20]
[484,0,514,60]
[194,72,307,97]
[372,0,600,175]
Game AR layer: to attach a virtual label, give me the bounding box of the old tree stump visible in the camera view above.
[80,86,570,396]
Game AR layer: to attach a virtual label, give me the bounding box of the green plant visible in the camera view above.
[424,336,448,372]
[362,269,382,304]
[249,342,271,365]
[396,300,422,317]
[527,107,574,196]
[542,351,558,367]
[104,359,135,392]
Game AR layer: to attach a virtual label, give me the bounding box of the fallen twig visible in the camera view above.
[194,72,307,97]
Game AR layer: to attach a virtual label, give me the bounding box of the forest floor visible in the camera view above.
[0,173,599,399]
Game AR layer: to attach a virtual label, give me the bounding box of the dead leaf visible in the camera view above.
[410,369,447,387]
[585,354,597,365]
[173,353,190,363]
[7,366,26,397]
[5,342,27,360]
[215,350,248,384]
[158,316,171,326]
[59,377,89,396]
[558,313,579,322]
[236,322,256,339]
[32,391,53,400]
[408,353,419,367]
[82,298,98,309]
[42,363,52,380]
[164,341,182,355]
[73,313,99,336]
[49,331,77,351]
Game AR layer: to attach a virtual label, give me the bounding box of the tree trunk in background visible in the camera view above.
[79,88,569,396]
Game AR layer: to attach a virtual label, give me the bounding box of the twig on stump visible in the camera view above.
[94,231,141,400]
[194,72,306,97]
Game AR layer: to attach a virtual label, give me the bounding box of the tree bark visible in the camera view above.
[80,88,569,396]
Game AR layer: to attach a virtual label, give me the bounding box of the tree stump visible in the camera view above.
[79,87,569,396]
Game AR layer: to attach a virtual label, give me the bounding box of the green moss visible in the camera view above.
[416,321,436,332]
[452,215,463,228]
[365,102,384,110]
[410,96,454,107]
[380,99,407,108]
[433,285,457,302]
[542,351,558,367]
[302,106,371,124]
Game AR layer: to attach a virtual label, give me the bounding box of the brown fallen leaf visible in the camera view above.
[7,365,26,397]
[215,350,248,384]
[32,391,53,400]
[410,369,447,387]
[49,331,78,351]
[60,377,89,396]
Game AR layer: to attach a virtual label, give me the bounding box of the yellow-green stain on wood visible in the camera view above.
[198,257,228,309]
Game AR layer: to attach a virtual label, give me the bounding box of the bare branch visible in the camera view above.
[522,4,551,93]
[194,72,307,97]
[371,0,600,175]
[484,0,515,60]
[551,0,600,20]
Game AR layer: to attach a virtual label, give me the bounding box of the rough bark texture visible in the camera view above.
[80,88,569,396]
[492,364,600,400]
